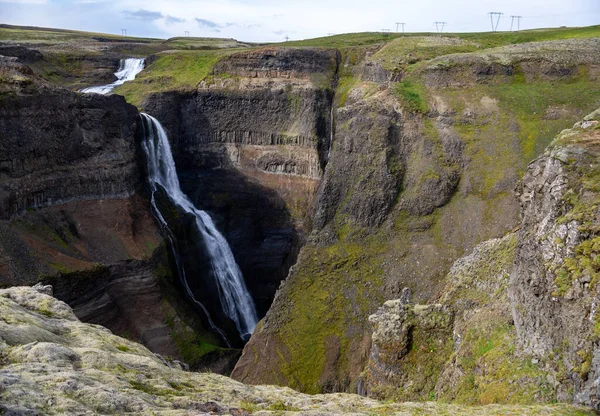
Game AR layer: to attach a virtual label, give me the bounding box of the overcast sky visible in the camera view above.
[1,0,598,42]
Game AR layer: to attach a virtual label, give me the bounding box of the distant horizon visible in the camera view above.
[0,0,598,43]
[2,21,599,45]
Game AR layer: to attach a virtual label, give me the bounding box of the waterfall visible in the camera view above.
[80,58,145,95]
[139,113,258,341]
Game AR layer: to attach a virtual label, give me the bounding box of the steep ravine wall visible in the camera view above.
[144,47,339,316]
[232,38,600,394]
[0,56,225,369]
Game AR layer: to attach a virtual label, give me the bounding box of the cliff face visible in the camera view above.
[232,38,600,393]
[0,56,224,369]
[325,110,600,409]
[509,110,600,408]
[144,47,339,316]
[0,59,139,218]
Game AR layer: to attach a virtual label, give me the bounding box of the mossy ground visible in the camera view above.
[114,50,238,108]
[276,229,386,393]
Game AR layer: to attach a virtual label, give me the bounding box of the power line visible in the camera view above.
[488,12,503,31]
[510,15,522,31]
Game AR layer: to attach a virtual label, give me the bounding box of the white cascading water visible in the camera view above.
[80,58,145,95]
[139,113,258,341]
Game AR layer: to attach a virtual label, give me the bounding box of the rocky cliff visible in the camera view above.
[232,37,600,394]
[143,47,339,316]
[338,110,600,409]
[0,55,228,370]
[509,109,600,408]
[0,285,591,415]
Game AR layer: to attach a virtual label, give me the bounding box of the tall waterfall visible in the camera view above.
[80,58,145,95]
[139,113,258,341]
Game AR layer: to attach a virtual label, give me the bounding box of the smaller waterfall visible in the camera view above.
[139,113,258,341]
[80,58,145,95]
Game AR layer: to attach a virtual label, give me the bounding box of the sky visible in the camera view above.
[0,0,598,42]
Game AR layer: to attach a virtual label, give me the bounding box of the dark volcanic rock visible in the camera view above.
[143,47,338,318]
[0,60,140,218]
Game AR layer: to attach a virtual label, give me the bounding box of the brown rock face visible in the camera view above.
[0,59,139,218]
[143,47,339,317]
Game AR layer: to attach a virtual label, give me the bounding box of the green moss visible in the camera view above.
[393,80,428,113]
[275,227,387,393]
[448,324,554,405]
[335,74,359,107]
[266,401,300,411]
[128,380,183,397]
[116,345,131,352]
[114,50,235,108]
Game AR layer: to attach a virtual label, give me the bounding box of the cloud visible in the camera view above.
[195,18,223,32]
[124,9,164,21]
[165,15,185,24]
[0,0,47,3]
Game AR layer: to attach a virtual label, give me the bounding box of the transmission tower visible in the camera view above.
[121,29,127,36]
[510,15,522,31]
[434,22,446,33]
[395,22,405,33]
[184,31,189,37]
[488,12,503,31]
[285,36,289,42]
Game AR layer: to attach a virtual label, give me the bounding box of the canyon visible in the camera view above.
[2,23,600,414]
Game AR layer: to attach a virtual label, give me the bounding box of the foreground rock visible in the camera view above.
[0,286,592,415]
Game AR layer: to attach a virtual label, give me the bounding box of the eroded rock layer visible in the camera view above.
[144,47,339,315]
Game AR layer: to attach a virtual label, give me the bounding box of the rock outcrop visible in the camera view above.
[365,291,453,400]
[509,109,600,409]
[0,286,592,415]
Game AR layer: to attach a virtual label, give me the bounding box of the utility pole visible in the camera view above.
[510,15,522,31]
[434,22,446,33]
[184,31,189,37]
[121,29,127,37]
[327,33,335,36]
[395,22,405,33]
[488,12,503,31]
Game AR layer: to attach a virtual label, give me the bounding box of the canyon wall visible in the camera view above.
[144,47,339,316]
[0,56,226,369]
[232,38,600,394]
